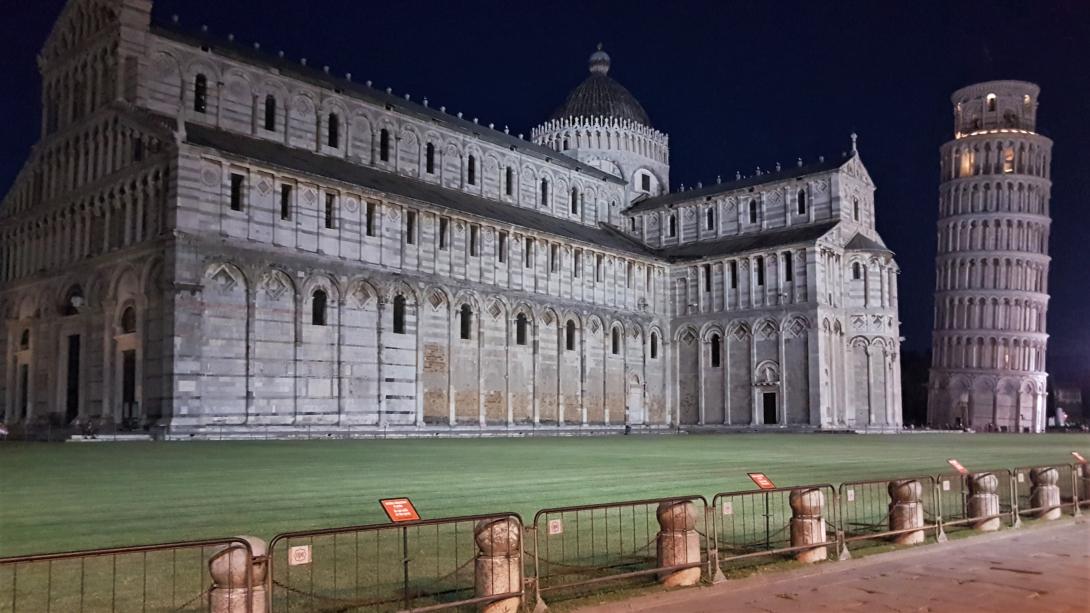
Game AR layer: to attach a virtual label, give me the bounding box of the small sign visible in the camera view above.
[942,480,951,491]
[846,489,855,502]
[288,545,312,566]
[1073,451,1088,465]
[547,519,563,535]
[380,498,421,523]
[722,501,733,516]
[947,459,969,475]
[747,473,776,490]
[1017,472,1025,483]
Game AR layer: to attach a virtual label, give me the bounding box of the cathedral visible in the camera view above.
[0,0,902,438]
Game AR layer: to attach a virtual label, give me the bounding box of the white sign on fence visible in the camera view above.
[846,489,855,502]
[722,501,733,516]
[548,519,563,535]
[942,480,951,491]
[288,545,312,566]
[1017,473,1025,483]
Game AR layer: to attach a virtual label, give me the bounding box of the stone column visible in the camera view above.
[474,517,522,613]
[1029,467,1061,520]
[887,479,925,545]
[967,472,1001,531]
[209,536,266,613]
[656,501,701,587]
[789,488,827,563]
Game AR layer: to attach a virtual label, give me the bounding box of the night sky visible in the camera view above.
[2,1,1088,386]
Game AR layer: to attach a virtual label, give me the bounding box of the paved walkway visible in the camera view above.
[578,519,1090,613]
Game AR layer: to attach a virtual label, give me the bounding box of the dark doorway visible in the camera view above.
[18,364,29,420]
[762,392,778,425]
[121,350,136,427]
[66,335,80,423]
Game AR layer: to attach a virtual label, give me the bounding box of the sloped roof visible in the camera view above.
[656,220,840,262]
[625,156,850,213]
[844,232,891,253]
[151,23,625,186]
[183,122,655,257]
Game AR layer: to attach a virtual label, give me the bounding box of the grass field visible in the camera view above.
[1,433,1087,557]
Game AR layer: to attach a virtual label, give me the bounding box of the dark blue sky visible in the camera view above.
[3,0,1088,383]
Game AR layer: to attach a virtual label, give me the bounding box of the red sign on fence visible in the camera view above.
[947,458,969,475]
[747,472,776,490]
[1073,451,1088,465]
[380,498,421,523]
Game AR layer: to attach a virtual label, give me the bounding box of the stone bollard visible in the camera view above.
[1029,467,1062,520]
[966,473,1001,532]
[656,500,702,587]
[887,480,925,545]
[474,517,522,613]
[209,536,266,613]
[789,488,827,563]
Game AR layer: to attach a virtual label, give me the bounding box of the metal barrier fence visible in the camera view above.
[0,537,254,613]
[933,469,1018,531]
[529,495,712,604]
[1012,464,1079,519]
[839,476,944,553]
[1077,464,1090,509]
[266,512,523,613]
[711,484,840,571]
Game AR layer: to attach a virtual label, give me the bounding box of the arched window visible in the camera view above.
[755,256,765,286]
[853,198,861,222]
[311,289,327,326]
[327,113,340,148]
[263,95,276,131]
[460,304,472,340]
[562,138,569,150]
[611,327,621,355]
[797,189,807,215]
[986,93,997,112]
[62,285,84,316]
[668,214,677,237]
[379,129,390,161]
[540,178,549,206]
[749,199,758,224]
[570,187,579,214]
[425,143,435,174]
[852,262,862,280]
[566,320,576,351]
[194,74,208,113]
[516,313,528,345]
[393,295,407,334]
[710,334,721,367]
[650,332,659,359]
[505,167,514,196]
[120,306,137,334]
[706,207,715,230]
[467,155,476,185]
[19,329,30,350]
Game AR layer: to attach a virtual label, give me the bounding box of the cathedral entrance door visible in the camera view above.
[65,335,80,424]
[762,392,778,425]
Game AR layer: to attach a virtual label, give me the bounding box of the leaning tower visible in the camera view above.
[928,81,1052,433]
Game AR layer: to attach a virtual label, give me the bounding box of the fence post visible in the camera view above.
[789,488,827,563]
[967,473,1001,532]
[888,480,925,545]
[474,517,522,613]
[656,501,701,587]
[209,536,266,613]
[1074,464,1087,516]
[1029,467,1061,520]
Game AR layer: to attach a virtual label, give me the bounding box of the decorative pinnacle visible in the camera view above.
[589,43,611,75]
[850,132,858,153]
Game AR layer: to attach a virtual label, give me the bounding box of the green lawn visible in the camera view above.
[0,433,1086,557]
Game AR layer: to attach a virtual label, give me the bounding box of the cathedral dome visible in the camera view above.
[550,45,651,127]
